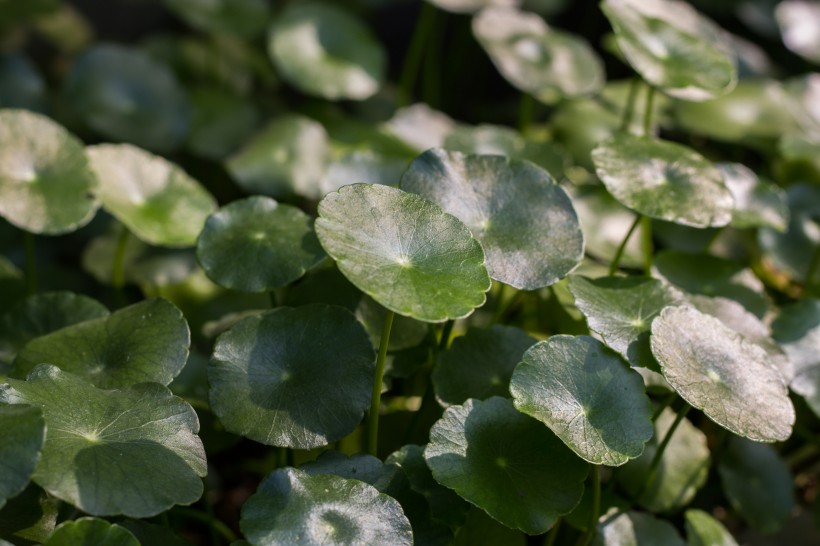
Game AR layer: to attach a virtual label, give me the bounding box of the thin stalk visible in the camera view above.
[545,518,562,546]
[204,492,220,546]
[269,291,278,308]
[518,93,535,135]
[174,507,238,543]
[608,215,641,275]
[112,225,129,306]
[643,85,656,136]
[637,404,690,500]
[491,283,508,323]
[24,231,37,296]
[619,77,640,132]
[578,466,601,546]
[367,310,395,456]
[398,2,436,106]
[438,319,454,351]
[640,216,653,275]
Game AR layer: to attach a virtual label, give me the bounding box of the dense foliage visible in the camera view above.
[1,0,820,544]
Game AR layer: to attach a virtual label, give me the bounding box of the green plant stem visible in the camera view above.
[637,404,690,500]
[398,2,436,106]
[804,244,820,292]
[368,309,395,456]
[643,85,656,136]
[578,465,601,546]
[24,231,37,296]
[608,215,641,275]
[112,225,129,306]
[438,319,454,351]
[545,518,562,546]
[518,93,534,135]
[640,216,653,275]
[269,291,278,308]
[174,507,238,544]
[620,77,640,132]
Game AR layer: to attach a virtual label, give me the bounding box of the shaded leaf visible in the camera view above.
[164,0,270,37]
[772,299,820,417]
[43,518,138,546]
[0,405,44,509]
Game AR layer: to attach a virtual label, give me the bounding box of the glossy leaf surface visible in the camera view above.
[0,366,206,517]
[209,304,374,449]
[316,184,490,322]
[425,396,587,534]
[401,149,582,289]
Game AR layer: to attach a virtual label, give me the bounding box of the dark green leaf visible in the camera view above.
[401,149,583,289]
[186,86,259,160]
[773,299,820,417]
[43,518,138,546]
[433,325,536,406]
[0,54,47,113]
[651,306,794,441]
[164,0,271,37]
[87,144,217,248]
[511,335,654,465]
[196,196,325,292]
[0,485,59,545]
[209,304,374,449]
[0,405,44,509]
[268,2,386,100]
[315,184,490,322]
[14,298,189,389]
[0,365,207,517]
[240,467,412,546]
[453,506,526,546]
[425,396,587,534]
[592,134,734,228]
[0,109,98,234]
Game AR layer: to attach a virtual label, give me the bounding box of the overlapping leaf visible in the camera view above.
[0,405,44,509]
[43,518,139,546]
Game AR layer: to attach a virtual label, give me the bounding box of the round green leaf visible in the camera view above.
[320,150,409,196]
[424,396,588,535]
[401,149,583,289]
[0,291,109,362]
[601,0,736,101]
[569,276,683,369]
[209,304,375,449]
[267,2,386,100]
[384,103,455,153]
[0,109,99,235]
[592,134,734,228]
[120,520,191,546]
[0,365,207,517]
[14,298,190,389]
[684,509,738,546]
[618,407,709,513]
[63,45,189,152]
[511,335,654,466]
[44,518,139,546]
[240,467,412,546]
[717,162,788,232]
[87,144,217,247]
[593,510,685,546]
[186,86,259,160]
[164,0,270,37]
[432,325,536,406]
[196,196,325,292]
[0,405,44,509]
[717,436,795,533]
[316,184,490,322]
[653,251,769,318]
[650,306,794,441]
[473,7,603,103]
[226,115,329,200]
[773,299,820,418]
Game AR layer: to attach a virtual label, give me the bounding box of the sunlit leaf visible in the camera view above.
[684,509,738,546]
[593,509,685,546]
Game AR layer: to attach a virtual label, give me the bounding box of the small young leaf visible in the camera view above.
[267,2,386,100]
[511,335,654,466]
[0,365,207,517]
[424,396,587,535]
[316,184,490,322]
[209,304,374,449]
[601,0,736,101]
[196,196,325,292]
[87,144,217,248]
[569,276,683,369]
[651,306,795,442]
[240,467,412,546]
[14,298,189,389]
[401,149,583,289]
[0,405,44,509]
[684,509,738,546]
[718,436,795,533]
[43,518,139,546]
[473,7,603,103]
[0,109,98,235]
[432,325,536,406]
[592,134,734,228]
